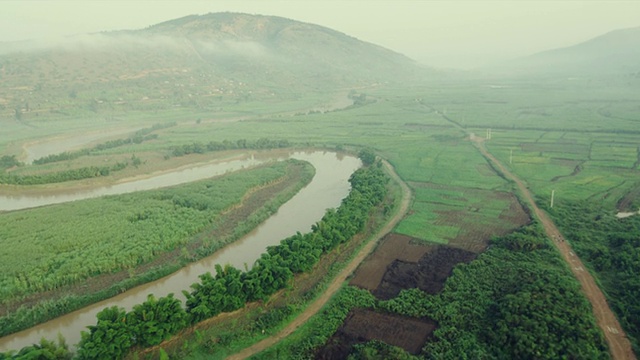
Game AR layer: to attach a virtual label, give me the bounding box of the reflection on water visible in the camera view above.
[0,150,360,351]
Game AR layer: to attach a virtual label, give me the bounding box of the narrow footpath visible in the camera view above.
[227,160,412,360]
[473,138,636,360]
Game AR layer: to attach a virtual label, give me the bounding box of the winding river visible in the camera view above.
[0,149,361,351]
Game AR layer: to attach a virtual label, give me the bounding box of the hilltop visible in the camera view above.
[0,12,423,122]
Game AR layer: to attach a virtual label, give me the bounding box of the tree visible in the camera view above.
[358,148,376,166]
[77,306,132,360]
[128,294,187,347]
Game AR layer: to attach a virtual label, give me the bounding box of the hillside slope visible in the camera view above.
[493,26,640,77]
[0,12,423,121]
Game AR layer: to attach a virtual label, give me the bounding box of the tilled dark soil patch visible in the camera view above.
[373,245,477,300]
[349,233,433,291]
[316,309,436,359]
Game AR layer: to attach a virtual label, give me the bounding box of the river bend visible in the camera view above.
[0,150,360,351]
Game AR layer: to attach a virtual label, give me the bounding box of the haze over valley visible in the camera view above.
[1,3,639,359]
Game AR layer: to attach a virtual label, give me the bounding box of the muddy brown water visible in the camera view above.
[1,153,269,212]
[0,150,360,351]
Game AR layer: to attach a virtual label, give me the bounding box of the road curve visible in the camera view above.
[473,139,636,360]
[226,160,412,360]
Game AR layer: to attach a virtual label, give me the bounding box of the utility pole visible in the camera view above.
[510,149,513,164]
[550,190,555,208]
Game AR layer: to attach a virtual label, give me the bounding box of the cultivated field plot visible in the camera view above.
[417,79,640,206]
[374,245,477,300]
[350,233,433,291]
[395,183,530,251]
[350,236,478,300]
[484,129,640,203]
[316,309,436,358]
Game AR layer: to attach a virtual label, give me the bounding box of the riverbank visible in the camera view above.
[0,160,314,341]
[129,160,407,359]
[0,151,360,352]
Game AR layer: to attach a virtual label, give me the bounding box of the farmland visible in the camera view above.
[1,12,639,360]
[2,76,639,358]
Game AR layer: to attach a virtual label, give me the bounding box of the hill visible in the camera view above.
[493,26,640,77]
[0,12,423,122]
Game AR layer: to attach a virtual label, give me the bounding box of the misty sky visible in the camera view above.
[1,1,639,69]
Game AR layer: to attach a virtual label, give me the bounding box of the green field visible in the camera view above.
[3,11,640,359]
[395,185,524,246]
[1,68,640,358]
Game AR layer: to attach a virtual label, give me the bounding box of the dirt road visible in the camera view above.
[227,160,412,360]
[473,139,636,360]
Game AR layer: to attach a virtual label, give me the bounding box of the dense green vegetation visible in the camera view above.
[412,224,608,359]
[169,138,291,158]
[0,162,128,185]
[550,200,640,353]
[0,337,71,360]
[1,15,639,359]
[0,160,314,338]
[254,285,377,359]
[36,164,387,359]
[0,162,300,301]
[77,295,188,359]
[0,155,22,170]
[256,224,609,359]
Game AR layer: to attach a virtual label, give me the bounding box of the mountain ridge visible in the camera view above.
[495,25,640,76]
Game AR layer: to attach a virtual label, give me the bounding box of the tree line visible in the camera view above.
[0,162,128,185]
[169,138,291,158]
[1,162,389,359]
[32,122,175,165]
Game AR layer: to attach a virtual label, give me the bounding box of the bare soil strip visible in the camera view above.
[473,138,637,360]
[373,246,476,300]
[316,309,436,358]
[349,234,432,291]
[226,160,412,360]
